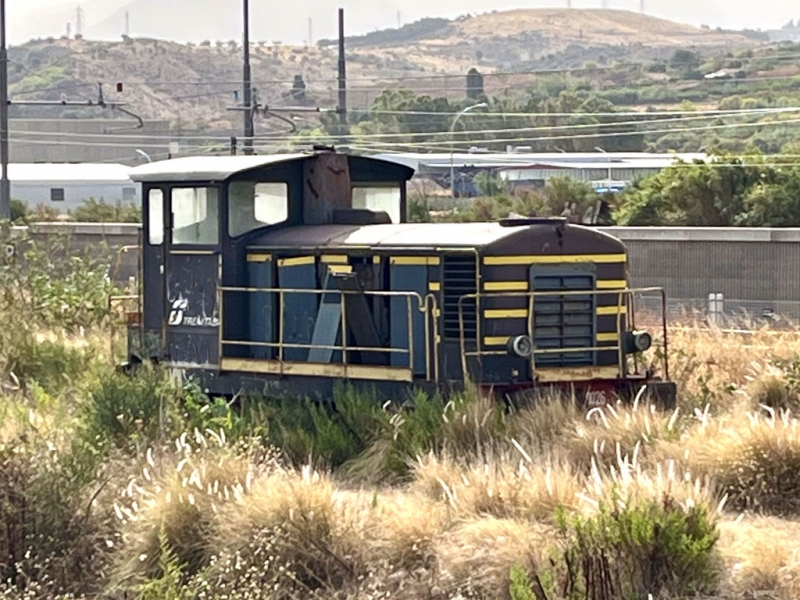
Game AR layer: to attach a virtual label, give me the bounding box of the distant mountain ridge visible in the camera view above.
[11,0,794,46]
[5,8,766,133]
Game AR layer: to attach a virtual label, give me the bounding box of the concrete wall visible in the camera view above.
[13,223,800,321]
[597,227,800,321]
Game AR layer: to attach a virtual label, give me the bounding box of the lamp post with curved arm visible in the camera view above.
[450,102,487,198]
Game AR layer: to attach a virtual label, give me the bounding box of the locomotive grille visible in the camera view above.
[531,273,596,367]
[443,255,478,340]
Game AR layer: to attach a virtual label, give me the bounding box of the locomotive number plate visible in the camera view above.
[585,389,611,408]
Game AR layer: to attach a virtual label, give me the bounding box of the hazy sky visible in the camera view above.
[7,0,799,46]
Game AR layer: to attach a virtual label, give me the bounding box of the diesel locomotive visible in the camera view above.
[119,147,677,409]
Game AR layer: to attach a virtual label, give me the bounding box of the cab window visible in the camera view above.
[148,189,164,245]
[352,184,401,223]
[172,186,219,245]
[228,181,289,237]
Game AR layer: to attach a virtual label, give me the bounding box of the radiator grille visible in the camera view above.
[532,274,595,366]
[443,255,478,340]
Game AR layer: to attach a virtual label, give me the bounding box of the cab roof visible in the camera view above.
[128,152,416,184]
[128,154,308,183]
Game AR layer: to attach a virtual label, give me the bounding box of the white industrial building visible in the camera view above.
[3,163,140,212]
[370,151,708,196]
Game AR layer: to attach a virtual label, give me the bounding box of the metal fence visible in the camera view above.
[634,293,800,330]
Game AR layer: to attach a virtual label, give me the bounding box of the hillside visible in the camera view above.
[7,9,770,131]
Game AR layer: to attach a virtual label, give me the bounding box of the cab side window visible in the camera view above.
[172,187,219,245]
[148,189,164,245]
[228,181,289,237]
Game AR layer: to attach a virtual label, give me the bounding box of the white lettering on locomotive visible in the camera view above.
[168,298,219,327]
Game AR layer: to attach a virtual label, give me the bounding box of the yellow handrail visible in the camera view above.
[457,286,670,381]
[217,285,436,381]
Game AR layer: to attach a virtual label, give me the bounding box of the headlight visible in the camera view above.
[624,330,652,353]
[507,335,533,358]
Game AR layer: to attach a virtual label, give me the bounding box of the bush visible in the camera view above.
[0,328,92,393]
[554,491,722,598]
[679,407,800,515]
[80,365,180,452]
[71,198,142,223]
[0,430,116,597]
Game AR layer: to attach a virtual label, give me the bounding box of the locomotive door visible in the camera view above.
[161,185,222,369]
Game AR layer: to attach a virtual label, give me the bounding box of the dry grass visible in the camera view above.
[717,516,800,599]
[411,450,583,521]
[6,322,800,599]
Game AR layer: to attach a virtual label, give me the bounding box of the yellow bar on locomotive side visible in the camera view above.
[482,254,627,265]
[246,253,273,262]
[429,281,441,292]
[596,280,627,289]
[278,256,316,267]
[321,254,349,264]
[484,281,528,291]
[596,305,627,315]
[484,309,528,319]
[390,256,441,266]
[328,265,353,275]
[596,332,619,342]
[484,336,510,346]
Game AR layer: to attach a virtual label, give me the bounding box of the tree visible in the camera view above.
[466,68,484,100]
[669,49,700,70]
[291,75,306,103]
[614,155,787,226]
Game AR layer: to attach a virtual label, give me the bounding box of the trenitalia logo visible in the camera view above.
[168,298,219,327]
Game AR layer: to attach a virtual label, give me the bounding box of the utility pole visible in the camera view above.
[76,5,84,37]
[308,17,312,46]
[0,0,10,220]
[242,0,254,154]
[125,11,130,36]
[337,8,347,132]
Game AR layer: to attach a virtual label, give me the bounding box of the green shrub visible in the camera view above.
[1,333,93,393]
[0,430,114,597]
[71,197,142,223]
[256,383,392,470]
[80,365,181,452]
[553,492,721,599]
[509,564,537,600]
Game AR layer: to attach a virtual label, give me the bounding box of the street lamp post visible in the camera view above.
[450,102,487,198]
[135,149,152,163]
[0,0,10,219]
[594,146,611,181]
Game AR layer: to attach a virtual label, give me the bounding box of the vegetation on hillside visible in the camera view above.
[5,11,800,147]
[3,220,800,600]
[406,153,800,227]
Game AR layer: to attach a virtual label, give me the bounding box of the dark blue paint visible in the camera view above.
[278,261,319,362]
[248,259,275,360]
[389,263,426,375]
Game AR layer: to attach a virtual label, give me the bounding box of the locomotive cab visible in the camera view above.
[121,148,677,409]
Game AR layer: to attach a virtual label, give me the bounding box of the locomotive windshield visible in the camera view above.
[172,186,220,245]
[351,184,402,223]
[228,181,289,237]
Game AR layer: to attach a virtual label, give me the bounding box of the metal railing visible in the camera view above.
[217,285,440,382]
[457,286,669,381]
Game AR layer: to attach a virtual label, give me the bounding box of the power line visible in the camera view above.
[340,117,800,152]
[9,105,787,143]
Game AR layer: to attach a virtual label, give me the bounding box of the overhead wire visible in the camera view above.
[339,117,800,152]
[7,105,795,144]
